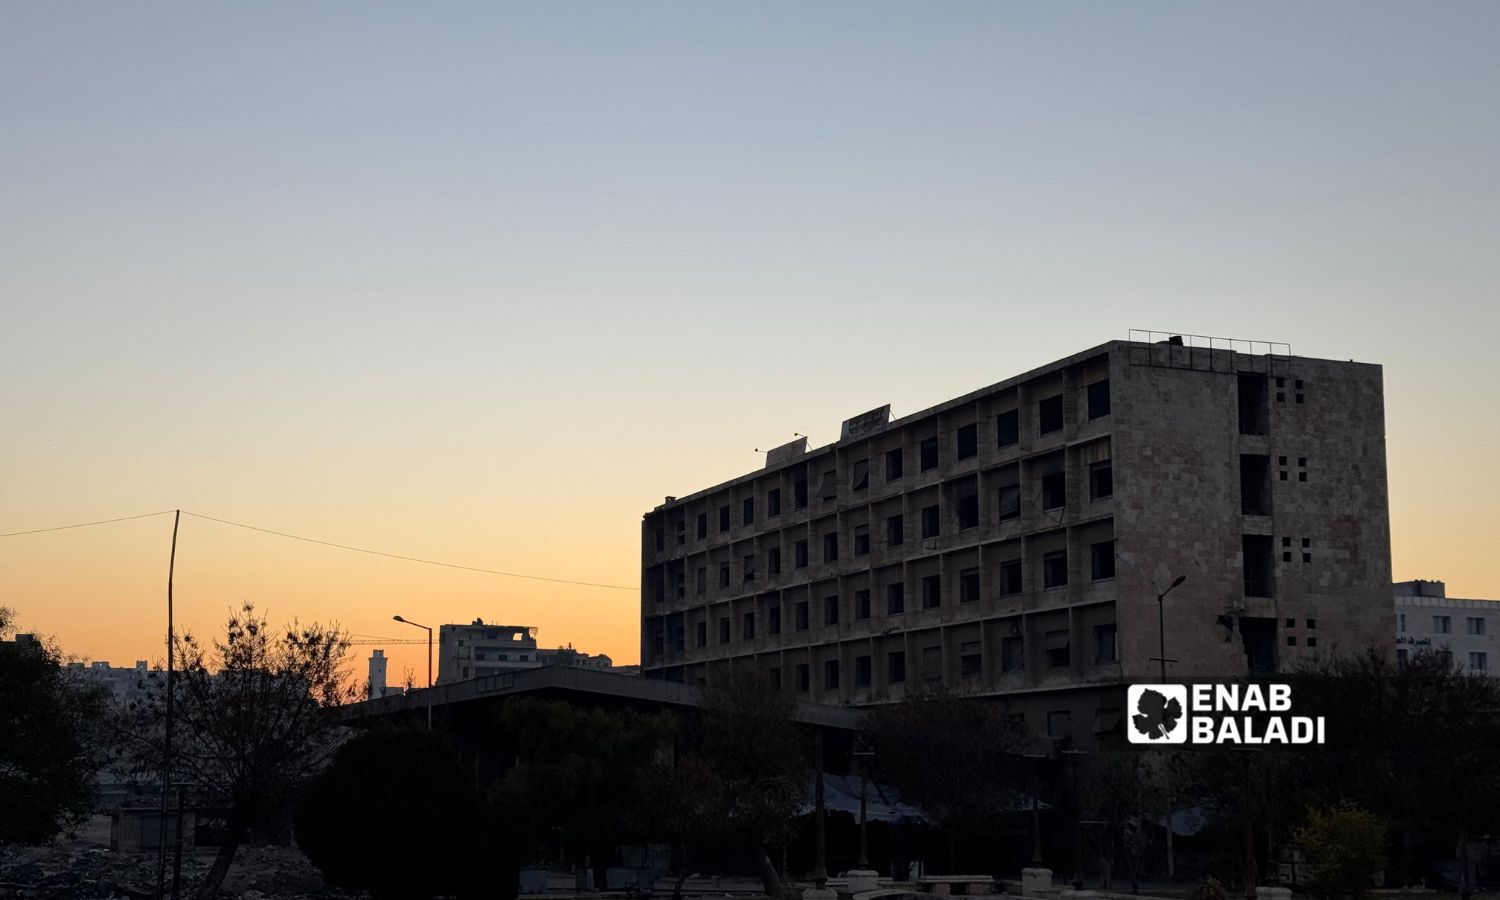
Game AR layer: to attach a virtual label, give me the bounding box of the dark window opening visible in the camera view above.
[824,659,840,690]
[920,437,939,471]
[1087,379,1111,419]
[795,664,810,692]
[1238,373,1269,435]
[1002,635,1025,672]
[887,583,905,615]
[960,568,980,603]
[697,568,707,594]
[743,498,754,526]
[1039,395,1065,434]
[1089,461,1113,500]
[854,525,870,556]
[888,651,906,683]
[696,514,707,539]
[922,574,941,609]
[819,469,838,500]
[855,590,871,619]
[719,564,730,588]
[795,540,808,568]
[1043,549,1068,588]
[1241,616,1277,675]
[719,618,731,644]
[768,547,781,576]
[1243,534,1275,597]
[852,459,870,491]
[1045,630,1071,668]
[960,642,982,677]
[998,484,1021,520]
[887,514,904,547]
[1240,454,1272,515]
[743,612,755,640]
[769,606,781,635]
[956,477,979,529]
[885,448,904,481]
[1041,471,1066,510]
[824,595,839,626]
[695,621,707,648]
[743,555,755,583]
[999,559,1023,595]
[719,505,731,532]
[795,601,809,631]
[855,655,872,687]
[794,477,808,509]
[997,409,1020,447]
[956,423,978,459]
[1091,540,1116,580]
[823,532,839,562]
[1094,623,1118,663]
[921,504,940,538]
[768,489,781,516]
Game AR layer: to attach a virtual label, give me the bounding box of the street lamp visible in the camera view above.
[1154,575,1186,884]
[392,615,433,729]
[1023,752,1048,867]
[1061,749,1088,891]
[851,739,875,869]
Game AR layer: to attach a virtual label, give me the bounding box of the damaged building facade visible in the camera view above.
[640,336,1393,745]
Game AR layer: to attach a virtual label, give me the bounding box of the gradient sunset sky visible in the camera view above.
[3,2,1498,685]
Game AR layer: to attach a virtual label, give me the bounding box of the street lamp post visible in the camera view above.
[1024,752,1048,867]
[1154,575,1186,884]
[1062,749,1088,891]
[851,740,875,868]
[392,615,433,729]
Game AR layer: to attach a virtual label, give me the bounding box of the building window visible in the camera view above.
[1094,623,1117,663]
[719,618,731,644]
[887,583,905,615]
[960,568,980,603]
[956,478,979,529]
[920,437,939,471]
[743,555,756,583]
[696,513,708,539]
[1045,630,1070,668]
[1043,550,1068,589]
[795,540,809,568]
[999,560,1023,595]
[886,448,904,481]
[854,525,870,556]
[1039,395,1064,434]
[1047,711,1073,742]
[921,646,942,682]
[1041,471,1066,510]
[695,621,707,648]
[1468,617,1486,636]
[1002,635,1024,672]
[956,423,978,459]
[795,601,810,631]
[1434,615,1451,634]
[852,459,870,491]
[719,564,730,588]
[795,664,810,692]
[1240,454,1272,515]
[769,606,781,635]
[960,642,982,677]
[824,659,840,690]
[855,655,872,687]
[769,666,781,690]
[768,547,781,576]
[921,505,940,538]
[1243,535,1275,597]
[997,409,1019,447]
[887,514,904,547]
[719,505,730,532]
[1091,540,1116,580]
[823,532,839,562]
[1087,379,1111,419]
[888,651,906,684]
[922,574,942,609]
[1398,613,1406,632]
[743,498,754,526]
[768,488,781,516]
[998,484,1021,520]
[743,612,755,640]
[824,595,840,626]
[1238,373,1269,435]
[1089,461,1114,500]
[794,477,808,509]
[1470,652,1489,673]
[697,567,707,594]
[819,469,838,501]
[855,590,871,619]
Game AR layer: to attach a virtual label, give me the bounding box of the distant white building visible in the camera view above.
[367,649,402,699]
[437,620,614,684]
[64,658,158,708]
[1394,580,1499,674]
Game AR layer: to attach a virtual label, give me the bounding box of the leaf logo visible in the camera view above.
[1127,685,1188,743]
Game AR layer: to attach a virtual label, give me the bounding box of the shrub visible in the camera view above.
[1297,805,1388,899]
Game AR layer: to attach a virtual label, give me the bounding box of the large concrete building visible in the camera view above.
[1394,579,1498,674]
[639,335,1394,745]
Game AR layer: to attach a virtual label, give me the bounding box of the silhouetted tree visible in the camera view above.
[118,603,357,899]
[0,607,109,843]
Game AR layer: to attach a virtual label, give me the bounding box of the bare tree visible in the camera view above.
[119,603,357,899]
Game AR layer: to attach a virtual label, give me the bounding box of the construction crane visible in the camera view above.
[347,637,428,646]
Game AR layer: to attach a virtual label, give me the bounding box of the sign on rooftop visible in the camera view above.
[840,405,891,441]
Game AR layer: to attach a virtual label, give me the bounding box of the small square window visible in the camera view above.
[1302,553,1311,563]
[1307,618,1317,629]
[1306,636,1317,647]
[999,560,1023,595]
[997,484,1021,520]
[1287,635,1297,647]
[1298,472,1307,482]
[1089,461,1113,500]
[1283,551,1292,563]
[1298,457,1307,467]
[1286,617,1296,627]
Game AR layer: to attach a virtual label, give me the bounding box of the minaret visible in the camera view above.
[368,649,391,699]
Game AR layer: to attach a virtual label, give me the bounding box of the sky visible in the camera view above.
[2,2,1498,683]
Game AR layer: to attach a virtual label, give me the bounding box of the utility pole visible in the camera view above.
[1062,749,1088,890]
[1152,574,1187,885]
[155,510,180,900]
[392,615,433,728]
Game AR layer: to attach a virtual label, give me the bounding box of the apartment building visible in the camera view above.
[640,336,1393,745]
[1395,579,1499,674]
[437,620,614,684]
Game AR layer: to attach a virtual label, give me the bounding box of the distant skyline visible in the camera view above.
[3,2,1498,682]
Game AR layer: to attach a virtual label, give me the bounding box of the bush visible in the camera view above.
[1297,805,1388,899]
[1191,876,1227,900]
[295,729,492,900]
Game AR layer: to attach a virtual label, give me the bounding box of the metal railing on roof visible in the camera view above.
[1126,330,1292,375]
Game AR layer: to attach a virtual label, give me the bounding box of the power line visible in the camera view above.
[180,510,637,592]
[0,510,176,538]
